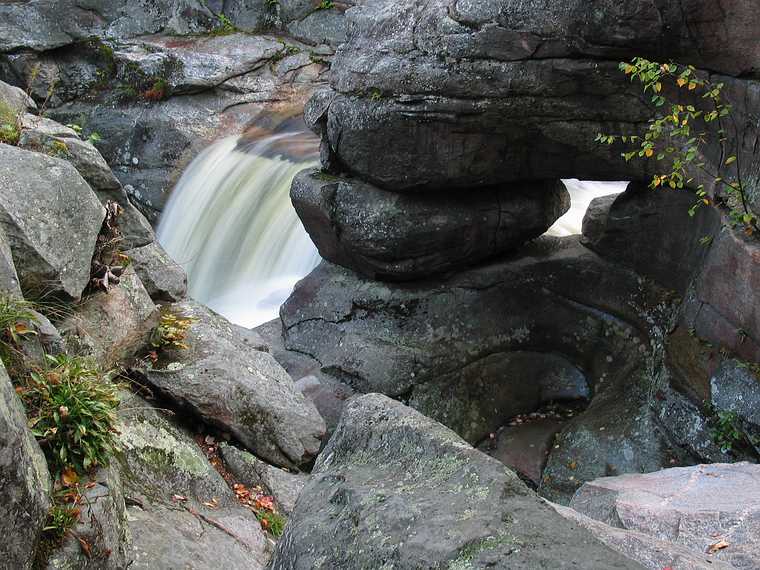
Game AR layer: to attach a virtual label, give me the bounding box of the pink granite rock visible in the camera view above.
[569,463,760,568]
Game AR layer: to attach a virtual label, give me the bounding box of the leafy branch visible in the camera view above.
[597,57,757,234]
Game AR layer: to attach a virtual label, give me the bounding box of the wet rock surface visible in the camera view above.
[142,299,326,470]
[270,393,642,569]
[292,168,570,280]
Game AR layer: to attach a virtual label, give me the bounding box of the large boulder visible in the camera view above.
[269,393,642,569]
[142,300,326,470]
[569,463,760,568]
[292,168,570,280]
[125,241,188,302]
[220,443,308,516]
[16,111,155,249]
[116,392,272,569]
[58,266,159,369]
[0,144,105,300]
[709,360,760,452]
[582,182,721,294]
[0,360,51,570]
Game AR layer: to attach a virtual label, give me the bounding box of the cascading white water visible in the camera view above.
[157,130,321,328]
[157,125,627,328]
[549,179,627,236]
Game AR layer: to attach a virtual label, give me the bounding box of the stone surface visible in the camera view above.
[45,465,129,570]
[59,267,159,369]
[0,360,51,570]
[481,418,566,487]
[269,393,642,570]
[220,443,308,516]
[582,182,722,294]
[292,168,570,280]
[682,225,760,362]
[0,224,22,297]
[143,300,325,469]
[710,360,760,452]
[116,392,272,569]
[0,79,35,115]
[552,503,733,570]
[0,144,105,300]
[570,463,760,568]
[125,241,187,302]
[17,113,155,249]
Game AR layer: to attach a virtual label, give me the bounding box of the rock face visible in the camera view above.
[710,360,760,452]
[0,144,105,300]
[569,463,760,568]
[125,241,187,302]
[292,169,570,280]
[0,361,51,570]
[58,266,159,369]
[582,182,721,294]
[220,443,308,516]
[307,1,759,197]
[270,393,642,570]
[117,392,272,569]
[143,300,325,470]
[16,111,154,249]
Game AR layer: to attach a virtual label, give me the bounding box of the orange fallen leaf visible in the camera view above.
[707,540,729,554]
[62,467,79,487]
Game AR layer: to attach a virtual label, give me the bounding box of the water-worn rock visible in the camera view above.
[0,144,104,300]
[45,465,129,570]
[220,443,307,516]
[569,463,760,568]
[116,392,272,569]
[59,267,159,369]
[0,225,22,297]
[17,113,155,249]
[125,241,187,302]
[292,168,570,280]
[280,236,701,499]
[582,182,721,294]
[681,225,760,362]
[0,360,51,570]
[306,0,760,212]
[143,300,325,469]
[551,503,733,570]
[269,393,642,570]
[710,360,760,452]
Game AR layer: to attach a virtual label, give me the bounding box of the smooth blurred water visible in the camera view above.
[157,131,321,328]
[549,179,627,236]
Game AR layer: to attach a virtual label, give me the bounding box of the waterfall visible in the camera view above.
[549,179,627,236]
[157,128,321,328]
[157,123,626,328]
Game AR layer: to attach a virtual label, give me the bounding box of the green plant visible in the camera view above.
[256,510,286,537]
[210,12,237,35]
[597,57,757,234]
[143,78,170,102]
[43,502,80,542]
[150,307,194,351]
[712,410,743,452]
[0,296,39,375]
[21,354,120,475]
[48,139,70,157]
[0,100,21,145]
[317,0,334,9]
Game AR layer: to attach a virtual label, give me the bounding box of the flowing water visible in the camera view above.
[158,125,627,328]
[157,126,321,328]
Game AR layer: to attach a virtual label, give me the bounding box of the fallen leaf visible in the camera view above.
[172,494,188,502]
[62,467,79,487]
[77,536,92,558]
[707,540,729,554]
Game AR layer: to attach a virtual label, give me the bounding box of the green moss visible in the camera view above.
[448,533,522,570]
[0,100,20,145]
